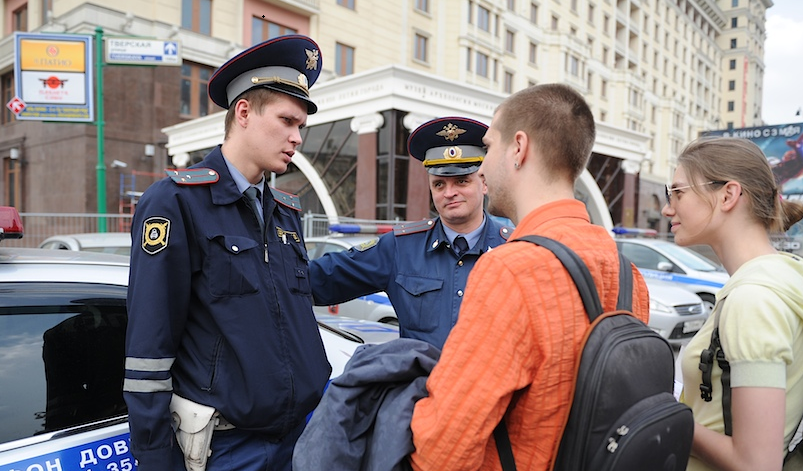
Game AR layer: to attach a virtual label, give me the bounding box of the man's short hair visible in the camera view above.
[223,88,282,139]
[495,84,595,181]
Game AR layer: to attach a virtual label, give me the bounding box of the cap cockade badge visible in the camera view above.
[305,49,319,70]
[443,146,463,160]
[436,123,466,142]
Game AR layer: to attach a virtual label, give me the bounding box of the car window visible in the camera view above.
[40,241,70,250]
[619,243,672,271]
[0,282,128,445]
[651,241,722,272]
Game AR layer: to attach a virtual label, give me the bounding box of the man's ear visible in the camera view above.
[233,98,250,128]
[720,181,742,212]
[513,130,529,164]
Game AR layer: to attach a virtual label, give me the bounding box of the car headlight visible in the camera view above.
[649,298,674,313]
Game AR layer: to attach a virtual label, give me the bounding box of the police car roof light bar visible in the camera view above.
[329,223,395,235]
[0,207,24,240]
[612,227,658,237]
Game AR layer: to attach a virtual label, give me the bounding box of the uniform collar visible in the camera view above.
[200,146,274,213]
[425,212,496,254]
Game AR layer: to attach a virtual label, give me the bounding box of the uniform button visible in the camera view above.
[232,245,239,252]
[457,290,464,297]
[458,260,463,266]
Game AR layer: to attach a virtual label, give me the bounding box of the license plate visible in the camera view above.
[683,319,704,334]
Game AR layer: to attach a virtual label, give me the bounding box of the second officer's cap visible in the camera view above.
[208,34,322,114]
[407,117,488,176]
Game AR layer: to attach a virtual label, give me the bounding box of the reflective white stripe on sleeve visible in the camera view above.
[125,357,175,372]
[123,378,173,393]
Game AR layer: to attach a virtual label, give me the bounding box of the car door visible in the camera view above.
[0,281,134,469]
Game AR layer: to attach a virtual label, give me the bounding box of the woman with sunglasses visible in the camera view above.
[663,136,803,470]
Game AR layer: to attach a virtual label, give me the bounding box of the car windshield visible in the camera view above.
[651,241,722,272]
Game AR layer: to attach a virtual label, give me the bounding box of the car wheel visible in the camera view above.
[699,293,716,315]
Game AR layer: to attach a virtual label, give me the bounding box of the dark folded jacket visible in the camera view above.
[292,338,441,471]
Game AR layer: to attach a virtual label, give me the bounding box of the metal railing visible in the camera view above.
[4,212,406,248]
[2,213,134,249]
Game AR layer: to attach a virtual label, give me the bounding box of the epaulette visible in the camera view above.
[270,187,302,211]
[394,219,436,236]
[500,226,513,240]
[166,168,220,185]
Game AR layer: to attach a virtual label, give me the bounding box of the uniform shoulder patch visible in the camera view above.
[354,238,379,252]
[499,225,514,240]
[393,219,436,237]
[142,216,170,255]
[270,187,302,211]
[166,168,220,185]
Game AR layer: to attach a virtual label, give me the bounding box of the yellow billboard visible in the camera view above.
[19,38,86,72]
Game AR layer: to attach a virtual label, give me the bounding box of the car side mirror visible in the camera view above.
[656,261,674,272]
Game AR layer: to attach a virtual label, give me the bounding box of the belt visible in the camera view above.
[214,414,236,431]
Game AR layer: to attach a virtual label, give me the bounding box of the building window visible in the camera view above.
[182,0,212,35]
[180,63,214,117]
[476,51,489,77]
[728,80,736,91]
[2,72,14,125]
[729,59,736,70]
[530,2,538,23]
[731,17,738,28]
[551,15,559,31]
[567,55,579,76]
[416,0,429,13]
[730,38,737,48]
[601,79,607,98]
[4,158,21,208]
[731,0,738,6]
[586,71,592,90]
[478,5,490,31]
[251,17,296,45]
[505,30,515,53]
[414,34,428,62]
[41,0,52,24]
[602,46,608,65]
[507,0,515,10]
[466,47,472,71]
[504,71,514,93]
[603,14,609,34]
[468,0,473,24]
[727,101,735,112]
[13,4,28,32]
[570,0,578,12]
[335,43,355,76]
[337,0,355,9]
[588,4,595,23]
[529,42,538,64]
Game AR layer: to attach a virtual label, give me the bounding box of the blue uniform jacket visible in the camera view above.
[309,215,510,348]
[124,146,330,470]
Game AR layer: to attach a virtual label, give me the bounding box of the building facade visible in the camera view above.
[0,0,772,231]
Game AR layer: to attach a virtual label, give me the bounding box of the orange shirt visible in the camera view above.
[409,200,650,471]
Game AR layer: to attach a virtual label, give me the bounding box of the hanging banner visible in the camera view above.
[13,32,94,122]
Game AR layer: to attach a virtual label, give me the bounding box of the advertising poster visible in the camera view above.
[12,32,94,122]
[702,123,803,243]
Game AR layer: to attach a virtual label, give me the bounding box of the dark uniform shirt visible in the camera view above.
[123,146,330,469]
[309,215,510,349]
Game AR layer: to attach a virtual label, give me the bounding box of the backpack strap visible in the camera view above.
[491,235,632,470]
[700,301,803,462]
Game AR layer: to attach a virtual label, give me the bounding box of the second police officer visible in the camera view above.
[310,117,511,349]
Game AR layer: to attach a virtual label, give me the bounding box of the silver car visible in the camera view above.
[0,207,397,468]
[644,279,708,346]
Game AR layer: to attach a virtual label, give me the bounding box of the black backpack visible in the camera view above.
[494,235,694,471]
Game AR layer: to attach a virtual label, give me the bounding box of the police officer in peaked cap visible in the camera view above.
[309,117,513,350]
[124,35,330,471]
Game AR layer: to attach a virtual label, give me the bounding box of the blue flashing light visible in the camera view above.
[612,227,658,236]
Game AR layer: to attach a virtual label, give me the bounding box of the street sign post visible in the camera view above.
[105,38,181,66]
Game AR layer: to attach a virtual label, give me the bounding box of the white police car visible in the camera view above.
[0,207,397,469]
[305,223,399,325]
[615,236,728,314]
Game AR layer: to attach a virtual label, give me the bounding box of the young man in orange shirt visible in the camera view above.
[409,83,651,470]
